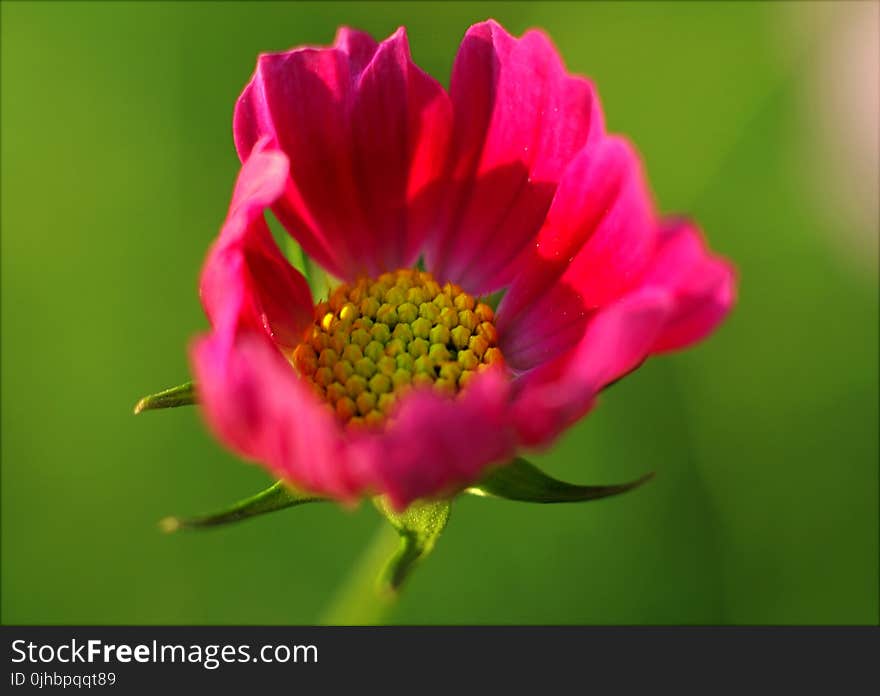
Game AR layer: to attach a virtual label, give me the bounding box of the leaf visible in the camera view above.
[373,497,451,594]
[159,480,324,532]
[467,457,654,503]
[133,381,196,414]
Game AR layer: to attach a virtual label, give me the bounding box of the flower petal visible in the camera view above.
[199,138,313,353]
[641,219,737,353]
[193,142,368,500]
[498,136,656,371]
[367,367,517,509]
[234,27,451,282]
[191,331,364,500]
[511,289,673,447]
[425,19,605,294]
[508,221,736,448]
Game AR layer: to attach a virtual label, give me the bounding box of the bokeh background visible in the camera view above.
[2,1,877,625]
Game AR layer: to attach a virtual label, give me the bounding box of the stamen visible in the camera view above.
[291,269,503,428]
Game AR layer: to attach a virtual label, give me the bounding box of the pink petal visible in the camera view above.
[511,289,673,447]
[365,367,517,509]
[199,139,314,353]
[498,281,592,373]
[507,221,736,448]
[497,136,656,371]
[193,143,365,499]
[234,27,451,282]
[641,219,737,353]
[191,331,364,500]
[425,19,605,294]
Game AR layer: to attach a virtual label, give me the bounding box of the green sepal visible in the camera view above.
[479,288,506,312]
[373,497,451,594]
[159,480,324,532]
[134,381,196,414]
[303,254,334,303]
[283,235,308,279]
[467,457,654,503]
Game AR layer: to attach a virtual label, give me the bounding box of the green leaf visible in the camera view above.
[133,381,196,414]
[159,480,324,532]
[373,497,451,594]
[467,457,654,503]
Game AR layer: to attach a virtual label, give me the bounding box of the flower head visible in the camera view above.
[191,20,736,509]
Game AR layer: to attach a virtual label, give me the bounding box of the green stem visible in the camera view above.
[318,523,401,625]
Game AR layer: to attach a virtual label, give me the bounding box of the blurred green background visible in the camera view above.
[2,1,877,625]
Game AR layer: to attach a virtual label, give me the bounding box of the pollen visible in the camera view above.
[291,269,503,428]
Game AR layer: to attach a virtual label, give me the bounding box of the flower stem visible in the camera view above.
[317,522,401,625]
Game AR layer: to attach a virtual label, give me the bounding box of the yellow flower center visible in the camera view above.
[291,269,503,428]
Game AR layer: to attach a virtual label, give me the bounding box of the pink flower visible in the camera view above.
[191,20,736,509]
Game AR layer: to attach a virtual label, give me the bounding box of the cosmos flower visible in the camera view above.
[191,20,736,509]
